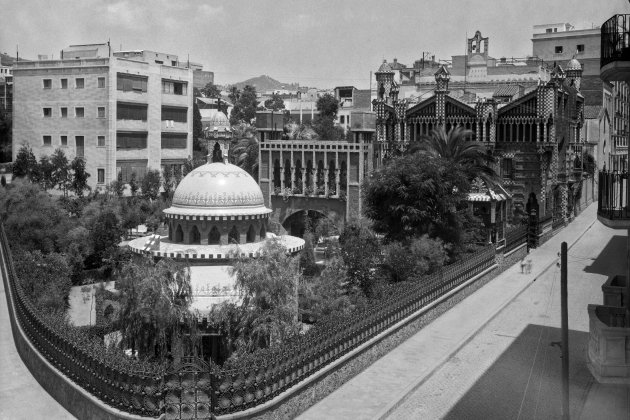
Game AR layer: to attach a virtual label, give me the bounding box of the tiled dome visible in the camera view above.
[377,60,393,73]
[164,162,271,217]
[566,58,582,72]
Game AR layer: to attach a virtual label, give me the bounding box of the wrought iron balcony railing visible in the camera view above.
[598,170,630,222]
[601,15,630,68]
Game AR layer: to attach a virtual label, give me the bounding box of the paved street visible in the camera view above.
[299,204,630,420]
[0,250,75,419]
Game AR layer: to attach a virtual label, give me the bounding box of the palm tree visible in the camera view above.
[283,121,318,140]
[409,126,497,185]
[230,123,260,180]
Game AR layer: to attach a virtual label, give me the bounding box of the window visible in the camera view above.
[117,132,148,149]
[97,107,105,118]
[98,77,105,88]
[117,73,148,92]
[555,46,563,54]
[97,169,105,184]
[61,135,67,146]
[161,133,188,149]
[43,107,52,118]
[502,158,514,179]
[61,78,68,89]
[43,79,52,89]
[97,135,105,147]
[117,103,148,121]
[162,80,187,95]
[340,115,345,124]
[75,107,85,118]
[577,44,585,53]
[76,136,84,158]
[117,161,148,182]
[76,78,85,89]
[43,135,52,146]
[61,107,68,118]
[161,106,187,122]
[546,28,553,33]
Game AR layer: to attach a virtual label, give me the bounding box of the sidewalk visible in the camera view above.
[0,256,75,418]
[298,204,601,420]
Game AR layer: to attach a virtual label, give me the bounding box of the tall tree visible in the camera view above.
[70,156,91,197]
[0,111,12,163]
[316,93,339,118]
[338,220,382,297]
[141,169,162,201]
[229,85,259,125]
[200,82,221,98]
[193,103,205,152]
[162,165,174,196]
[12,144,37,180]
[37,155,55,190]
[50,148,70,195]
[264,93,285,111]
[230,137,259,180]
[362,154,470,243]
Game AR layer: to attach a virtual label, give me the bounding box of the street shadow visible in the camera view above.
[443,324,593,420]
[583,235,627,277]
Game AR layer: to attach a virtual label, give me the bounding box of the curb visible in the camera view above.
[374,211,598,420]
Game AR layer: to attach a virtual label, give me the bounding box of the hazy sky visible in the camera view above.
[1,0,627,89]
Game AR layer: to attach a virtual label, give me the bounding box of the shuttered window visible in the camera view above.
[117,132,148,149]
[161,133,188,149]
[117,73,148,92]
[117,103,148,121]
[161,106,187,122]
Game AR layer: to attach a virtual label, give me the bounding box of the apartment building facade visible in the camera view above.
[12,44,193,190]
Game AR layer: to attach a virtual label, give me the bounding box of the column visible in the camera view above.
[290,166,296,192]
[324,167,329,196]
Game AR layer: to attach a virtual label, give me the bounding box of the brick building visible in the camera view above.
[12,43,194,189]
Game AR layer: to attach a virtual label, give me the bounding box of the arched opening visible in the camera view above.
[273,159,281,190]
[189,225,201,244]
[212,142,222,163]
[282,210,339,239]
[259,224,267,240]
[168,221,173,240]
[208,226,220,245]
[228,226,239,244]
[246,225,256,243]
[295,159,303,194]
[328,160,336,195]
[306,160,313,193]
[316,160,325,194]
[284,159,291,191]
[340,161,347,194]
[175,224,184,243]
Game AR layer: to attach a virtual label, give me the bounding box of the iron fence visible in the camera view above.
[598,170,630,221]
[1,223,495,418]
[601,15,630,68]
[504,225,527,253]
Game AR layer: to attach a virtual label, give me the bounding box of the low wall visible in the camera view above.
[0,238,156,420]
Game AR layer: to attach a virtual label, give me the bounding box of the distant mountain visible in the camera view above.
[233,75,300,93]
[1,53,31,66]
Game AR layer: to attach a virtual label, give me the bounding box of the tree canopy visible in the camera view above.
[316,93,339,118]
[264,93,285,111]
[200,82,221,98]
[229,85,259,125]
[362,154,470,243]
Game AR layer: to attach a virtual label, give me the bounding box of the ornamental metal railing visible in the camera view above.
[504,225,527,253]
[1,223,496,418]
[598,170,630,221]
[601,14,630,68]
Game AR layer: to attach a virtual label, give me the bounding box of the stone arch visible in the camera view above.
[282,209,340,238]
[246,224,256,243]
[190,225,201,244]
[259,223,267,240]
[175,224,184,243]
[284,159,291,190]
[228,226,239,244]
[212,142,222,163]
[208,226,220,245]
[273,159,281,189]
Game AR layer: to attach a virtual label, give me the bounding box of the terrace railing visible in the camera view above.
[601,14,630,68]
[598,170,630,222]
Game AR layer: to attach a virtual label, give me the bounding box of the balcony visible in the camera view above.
[588,304,630,384]
[601,15,630,83]
[598,170,630,229]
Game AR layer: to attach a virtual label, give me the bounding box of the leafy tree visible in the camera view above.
[1,175,6,187]
[193,103,205,152]
[229,238,301,351]
[409,126,497,184]
[162,165,174,196]
[311,115,345,140]
[117,257,196,360]
[37,155,55,190]
[107,171,126,197]
[50,148,71,195]
[0,180,72,253]
[229,85,259,125]
[299,232,318,276]
[183,155,206,177]
[382,235,448,283]
[0,111,12,163]
[70,156,91,197]
[13,249,72,313]
[12,144,37,180]
[316,93,339,118]
[89,210,124,268]
[283,122,318,140]
[201,82,221,98]
[58,226,93,283]
[300,256,352,323]
[230,135,259,180]
[338,219,382,297]
[363,154,470,243]
[129,172,139,197]
[141,169,161,201]
[264,93,285,111]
